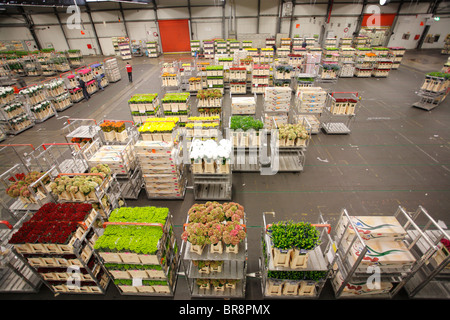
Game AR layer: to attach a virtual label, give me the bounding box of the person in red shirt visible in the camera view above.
[126,62,132,82]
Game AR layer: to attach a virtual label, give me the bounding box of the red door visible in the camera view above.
[158,19,190,53]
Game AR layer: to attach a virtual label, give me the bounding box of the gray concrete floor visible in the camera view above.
[0,49,449,302]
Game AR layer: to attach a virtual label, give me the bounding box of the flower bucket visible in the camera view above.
[103,130,116,142]
[290,248,309,269]
[139,254,159,265]
[225,244,239,254]
[198,266,210,274]
[190,244,205,255]
[298,281,316,296]
[214,285,225,292]
[119,285,138,293]
[72,191,86,202]
[286,138,295,147]
[210,241,223,254]
[210,265,222,273]
[115,130,128,142]
[272,248,293,267]
[283,281,300,296]
[225,282,236,290]
[267,279,283,296]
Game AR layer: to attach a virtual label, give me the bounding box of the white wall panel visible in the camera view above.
[422,18,450,49]
[30,13,59,25]
[387,15,427,49]
[237,18,258,34]
[326,17,358,39]
[235,0,258,17]
[91,11,121,23]
[95,22,127,38]
[98,37,116,56]
[123,9,155,21]
[332,3,363,16]
[156,8,189,20]
[291,17,322,37]
[126,21,157,41]
[295,3,328,16]
[260,0,279,15]
[191,20,223,41]
[35,26,68,51]
[258,16,277,36]
[191,6,223,18]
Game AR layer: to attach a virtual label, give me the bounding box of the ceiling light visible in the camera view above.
[379,0,390,5]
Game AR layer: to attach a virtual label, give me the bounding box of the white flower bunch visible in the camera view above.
[19,85,43,96]
[44,79,64,89]
[190,139,232,160]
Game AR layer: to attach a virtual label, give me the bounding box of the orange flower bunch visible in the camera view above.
[112,121,125,133]
[100,121,114,132]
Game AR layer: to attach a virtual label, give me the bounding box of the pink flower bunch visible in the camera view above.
[207,222,224,245]
[222,221,246,246]
[223,202,245,222]
[182,222,210,246]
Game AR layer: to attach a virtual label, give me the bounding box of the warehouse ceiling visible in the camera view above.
[0,0,151,6]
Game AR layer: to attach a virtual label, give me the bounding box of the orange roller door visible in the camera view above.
[158,19,191,53]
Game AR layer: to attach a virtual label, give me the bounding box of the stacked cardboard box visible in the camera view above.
[135,140,185,199]
[295,87,327,114]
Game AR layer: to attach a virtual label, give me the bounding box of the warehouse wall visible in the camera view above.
[0,0,448,55]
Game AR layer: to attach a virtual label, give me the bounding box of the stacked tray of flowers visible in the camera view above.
[185,116,220,140]
[295,86,327,114]
[29,100,55,122]
[99,120,129,142]
[161,92,190,125]
[5,170,51,205]
[181,202,247,297]
[251,64,270,94]
[189,139,232,175]
[0,86,15,105]
[196,88,223,118]
[8,202,109,295]
[263,87,291,129]
[43,79,66,98]
[138,117,179,143]
[94,206,179,296]
[1,101,26,120]
[277,123,310,148]
[229,67,247,94]
[205,65,224,93]
[134,140,186,199]
[294,114,321,134]
[66,49,83,67]
[329,97,358,115]
[231,96,256,115]
[128,93,160,125]
[161,72,179,88]
[262,220,326,297]
[189,77,202,92]
[19,85,45,106]
[76,68,93,83]
[388,47,405,69]
[85,143,135,177]
[229,115,263,148]
[52,92,73,112]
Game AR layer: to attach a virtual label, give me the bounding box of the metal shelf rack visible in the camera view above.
[259,211,332,299]
[323,207,440,299]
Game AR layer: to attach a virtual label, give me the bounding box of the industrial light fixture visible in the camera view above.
[379,0,390,5]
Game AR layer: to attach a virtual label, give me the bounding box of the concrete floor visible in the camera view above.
[0,49,449,302]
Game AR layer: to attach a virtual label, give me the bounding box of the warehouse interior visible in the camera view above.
[0,0,449,305]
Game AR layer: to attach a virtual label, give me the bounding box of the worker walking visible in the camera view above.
[95,72,104,91]
[126,62,132,83]
[77,76,90,101]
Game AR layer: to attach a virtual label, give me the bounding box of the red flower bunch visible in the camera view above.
[8,203,92,245]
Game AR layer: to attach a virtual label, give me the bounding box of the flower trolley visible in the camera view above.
[181,202,248,298]
[94,207,180,296]
[260,211,331,298]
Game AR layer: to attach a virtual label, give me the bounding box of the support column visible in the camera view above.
[54,7,71,51]
[85,3,103,56]
[19,7,41,50]
[119,3,130,39]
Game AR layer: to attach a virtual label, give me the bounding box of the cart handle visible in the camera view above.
[0,144,35,150]
[56,172,104,179]
[0,221,13,229]
[60,71,73,78]
[41,143,81,151]
[103,222,164,231]
[331,92,359,97]
[101,119,134,125]
[67,118,97,125]
[183,223,247,232]
[266,223,331,234]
